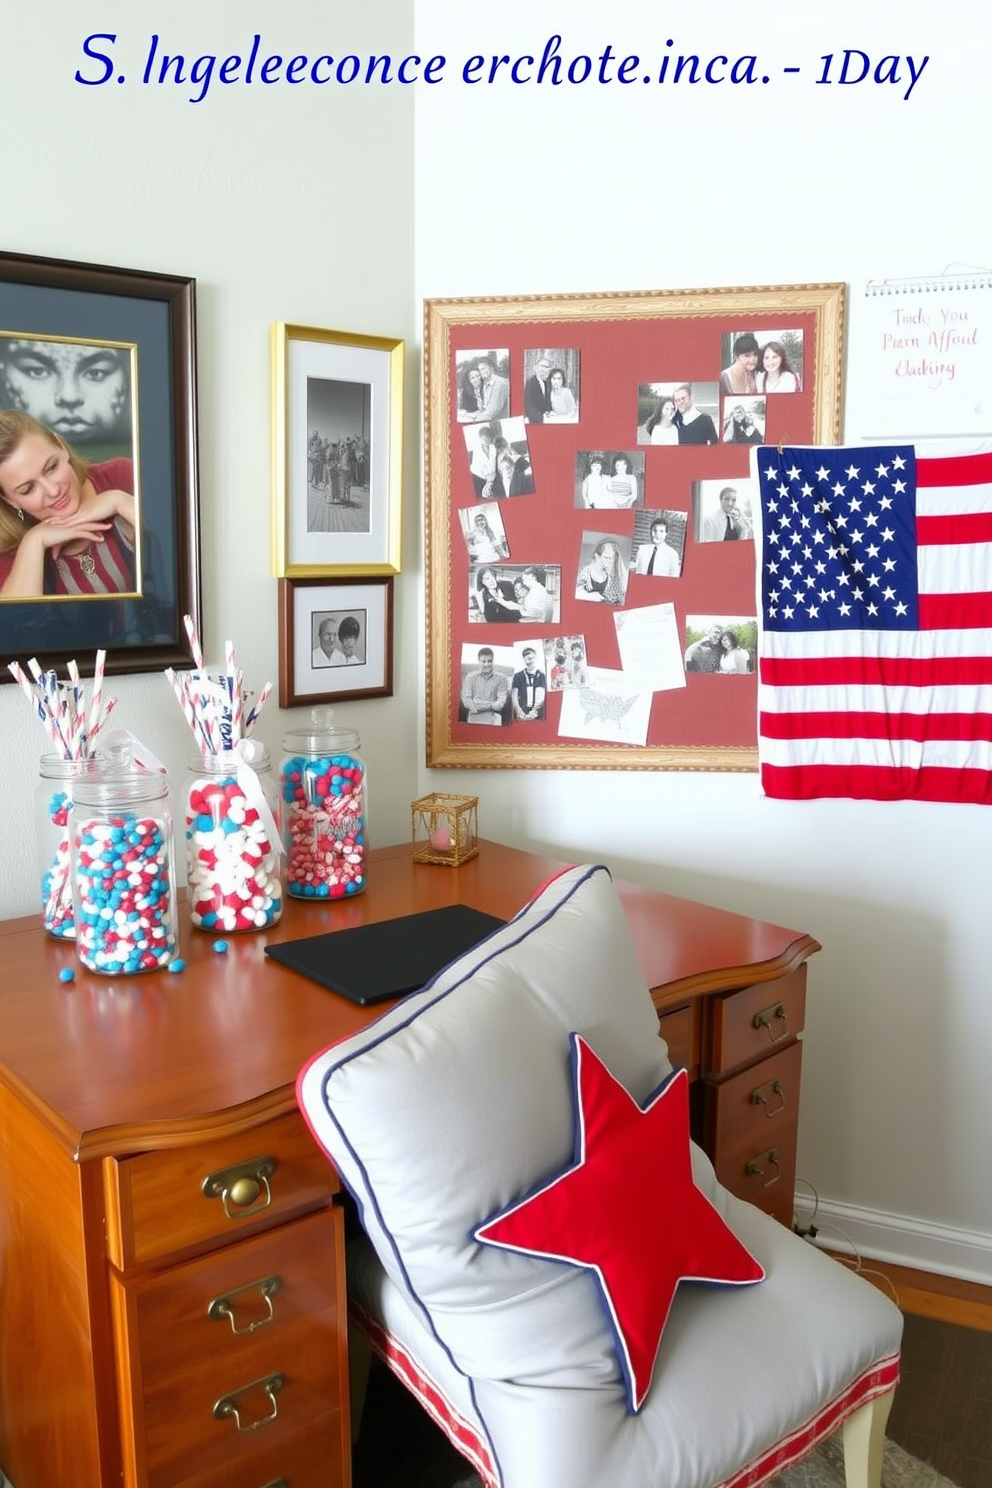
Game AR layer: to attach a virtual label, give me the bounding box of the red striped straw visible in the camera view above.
[86,650,106,755]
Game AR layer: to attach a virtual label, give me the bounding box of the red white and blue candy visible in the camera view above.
[281,753,367,898]
[73,814,177,974]
[186,774,283,931]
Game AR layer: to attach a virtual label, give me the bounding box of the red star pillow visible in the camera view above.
[474,1036,764,1413]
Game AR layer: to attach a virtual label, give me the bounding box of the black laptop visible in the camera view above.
[264,903,506,1006]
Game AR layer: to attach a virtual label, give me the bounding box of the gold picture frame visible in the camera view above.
[425,282,845,771]
[271,323,404,577]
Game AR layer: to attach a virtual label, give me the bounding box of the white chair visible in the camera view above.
[299,864,901,1488]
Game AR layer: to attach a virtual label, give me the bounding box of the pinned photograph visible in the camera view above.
[630,509,686,578]
[523,348,580,424]
[469,563,561,625]
[684,614,756,675]
[509,641,548,721]
[637,382,719,446]
[693,479,755,543]
[722,396,766,445]
[454,348,511,422]
[720,328,804,395]
[574,449,644,509]
[575,531,632,605]
[458,503,510,564]
[463,417,534,499]
[458,641,515,726]
[544,635,588,689]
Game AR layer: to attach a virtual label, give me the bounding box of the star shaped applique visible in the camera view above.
[474,1036,764,1412]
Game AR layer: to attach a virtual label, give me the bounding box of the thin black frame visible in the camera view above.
[0,249,200,681]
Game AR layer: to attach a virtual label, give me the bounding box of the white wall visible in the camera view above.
[414,0,992,1277]
[0,2,421,912]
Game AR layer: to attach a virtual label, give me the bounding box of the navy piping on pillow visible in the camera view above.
[314,863,614,1488]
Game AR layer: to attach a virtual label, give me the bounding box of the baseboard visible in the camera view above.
[796,1195,992,1286]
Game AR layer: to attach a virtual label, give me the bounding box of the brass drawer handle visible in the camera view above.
[745,1147,781,1187]
[202,1157,276,1221]
[750,1078,786,1118]
[213,1372,285,1433]
[208,1275,282,1335]
[752,1002,789,1043]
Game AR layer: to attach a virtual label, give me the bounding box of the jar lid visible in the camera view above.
[71,745,169,809]
[282,707,361,756]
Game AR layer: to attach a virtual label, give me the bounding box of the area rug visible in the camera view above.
[444,1437,960,1488]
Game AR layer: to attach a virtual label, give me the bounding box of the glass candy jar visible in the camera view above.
[70,759,178,975]
[185,744,284,932]
[280,710,368,900]
[35,755,87,939]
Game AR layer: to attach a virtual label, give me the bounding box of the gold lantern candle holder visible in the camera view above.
[411,792,479,867]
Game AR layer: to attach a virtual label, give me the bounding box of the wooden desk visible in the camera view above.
[0,840,818,1488]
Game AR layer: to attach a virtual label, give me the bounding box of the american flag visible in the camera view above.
[751,444,992,803]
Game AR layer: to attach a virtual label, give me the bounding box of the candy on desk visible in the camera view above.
[213,939,229,954]
[186,774,282,932]
[169,959,186,974]
[58,967,75,984]
[282,752,367,899]
[73,814,177,975]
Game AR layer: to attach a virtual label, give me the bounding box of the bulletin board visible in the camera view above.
[425,283,845,771]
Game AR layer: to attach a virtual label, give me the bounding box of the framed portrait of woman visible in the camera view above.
[0,249,200,683]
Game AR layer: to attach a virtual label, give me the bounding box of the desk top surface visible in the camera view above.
[0,840,817,1159]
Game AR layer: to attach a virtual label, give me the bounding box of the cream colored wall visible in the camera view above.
[0,2,420,913]
[413,0,992,1276]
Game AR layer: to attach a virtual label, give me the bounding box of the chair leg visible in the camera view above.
[348,1323,374,1446]
[842,1388,895,1488]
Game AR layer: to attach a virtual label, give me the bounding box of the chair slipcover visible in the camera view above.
[298,863,901,1488]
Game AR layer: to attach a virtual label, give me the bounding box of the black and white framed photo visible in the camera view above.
[278,575,394,707]
[271,323,403,577]
[0,249,200,682]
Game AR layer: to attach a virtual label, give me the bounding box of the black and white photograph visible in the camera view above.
[630,509,686,578]
[469,563,561,624]
[574,449,644,509]
[509,641,548,721]
[310,606,367,668]
[575,530,632,605]
[306,376,371,532]
[462,416,534,499]
[454,347,511,423]
[522,347,580,424]
[272,324,403,577]
[720,328,805,394]
[278,575,393,707]
[457,640,515,725]
[722,396,766,445]
[683,613,757,675]
[544,634,588,689]
[457,502,510,564]
[637,381,720,446]
[693,479,755,543]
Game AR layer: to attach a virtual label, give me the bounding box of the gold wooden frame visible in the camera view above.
[271,322,404,577]
[425,282,845,771]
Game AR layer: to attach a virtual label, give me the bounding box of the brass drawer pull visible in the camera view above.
[202,1156,276,1220]
[213,1372,285,1433]
[752,1002,789,1043]
[750,1078,786,1118]
[745,1148,781,1187]
[207,1274,282,1335]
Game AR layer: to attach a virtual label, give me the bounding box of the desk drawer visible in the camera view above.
[705,968,806,1077]
[111,1208,347,1488]
[104,1111,338,1270]
[712,1118,799,1229]
[176,1420,347,1488]
[701,1041,802,1164]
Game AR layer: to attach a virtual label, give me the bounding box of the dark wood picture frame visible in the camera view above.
[278,575,394,708]
[0,249,200,681]
[425,282,845,771]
